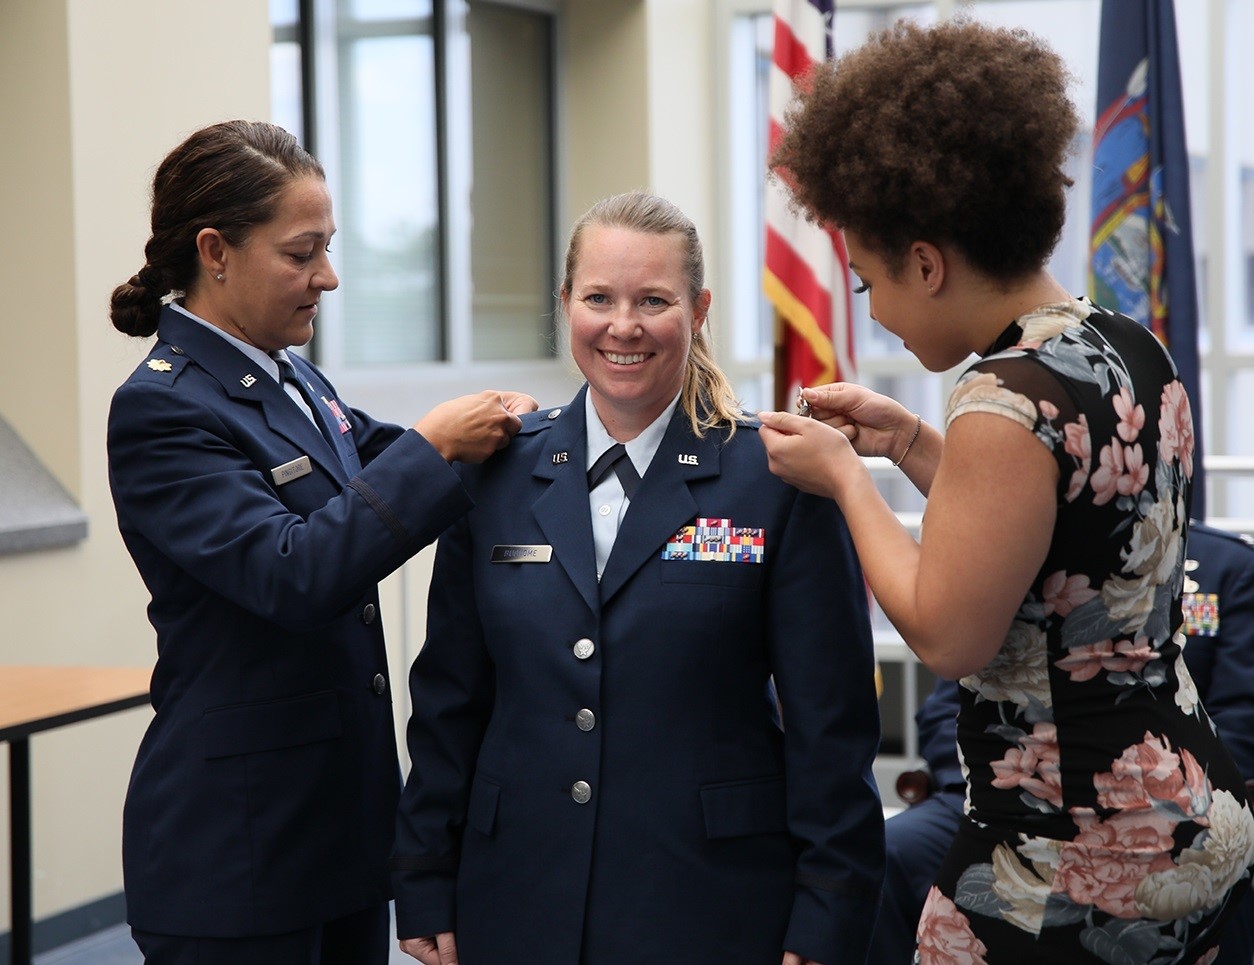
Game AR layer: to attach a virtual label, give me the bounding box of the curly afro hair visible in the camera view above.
[772,18,1079,281]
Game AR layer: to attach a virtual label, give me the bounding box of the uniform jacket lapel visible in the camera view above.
[530,387,599,613]
[286,353,362,476]
[597,406,721,605]
[155,309,350,485]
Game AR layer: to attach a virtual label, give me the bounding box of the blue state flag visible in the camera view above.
[1090,0,1204,517]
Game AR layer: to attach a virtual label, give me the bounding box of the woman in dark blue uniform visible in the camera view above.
[107,120,532,964]
[390,192,884,965]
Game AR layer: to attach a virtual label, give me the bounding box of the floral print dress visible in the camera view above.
[915,300,1254,964]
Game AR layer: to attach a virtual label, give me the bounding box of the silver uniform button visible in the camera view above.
[573,638,595,660]
[372,673,386,695]
[571,780,592,804]
[575,708,596,732]
[547,408,562,419]
[361,603,377,625]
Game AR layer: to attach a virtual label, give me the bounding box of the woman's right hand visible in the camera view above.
[415,390,533,463]
[400,932,459,964]
[800,383,917,463]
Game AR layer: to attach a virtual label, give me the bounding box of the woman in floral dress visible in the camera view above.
[757,18,1254,964]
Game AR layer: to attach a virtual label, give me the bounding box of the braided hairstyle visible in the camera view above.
[110,120,324,337]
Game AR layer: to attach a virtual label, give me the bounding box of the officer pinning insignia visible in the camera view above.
[490,544,554,563]
[146,358,173,372]
[678,453,699,466]
[552,451,569,464]
[240,374,257,388]
[663,517,764,563]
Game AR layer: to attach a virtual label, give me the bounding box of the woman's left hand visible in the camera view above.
[757,409,857,500]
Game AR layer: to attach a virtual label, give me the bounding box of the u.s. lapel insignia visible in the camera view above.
[552,451,569,465]
[240,373,257,388]
[678,453,699,466]
[146,358,172,372]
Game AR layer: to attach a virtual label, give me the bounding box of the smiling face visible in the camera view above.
[190,176,339,352]
[564,225,710,438]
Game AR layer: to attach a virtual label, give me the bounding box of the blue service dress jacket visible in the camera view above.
[107,306,472,938]
[391,386,885,965]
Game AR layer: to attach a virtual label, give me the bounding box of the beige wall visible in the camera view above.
[0,0,724,934]
[0,0,271,930]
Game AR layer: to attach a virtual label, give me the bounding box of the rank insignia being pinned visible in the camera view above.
[146,358,172,373]
[663,517,764,563]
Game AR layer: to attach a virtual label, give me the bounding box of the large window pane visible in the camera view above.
[270,0,303,142]
[338,30,441,364]
[1237,0,1254,350]
[467,2,555,361]
[350,0,431,19]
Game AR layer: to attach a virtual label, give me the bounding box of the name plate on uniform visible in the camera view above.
[490,544,553,563]
[271,455,312,486]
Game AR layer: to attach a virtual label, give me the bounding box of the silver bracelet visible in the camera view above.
[894,414,922,468]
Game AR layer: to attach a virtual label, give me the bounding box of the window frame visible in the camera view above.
[277,0,571,423]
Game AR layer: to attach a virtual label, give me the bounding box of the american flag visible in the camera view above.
[765,0,853,410]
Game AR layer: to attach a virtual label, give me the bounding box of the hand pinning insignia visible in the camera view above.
[146,358,173,373]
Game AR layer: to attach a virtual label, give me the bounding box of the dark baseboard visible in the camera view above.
[0,890,126,964]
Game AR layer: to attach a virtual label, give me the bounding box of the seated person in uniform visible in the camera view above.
[871,520,1254,963]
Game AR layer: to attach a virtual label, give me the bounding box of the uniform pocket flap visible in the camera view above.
[700,775,787,839]
[202,690,343,759]
[660,560,763,587]
[466,774,501,836]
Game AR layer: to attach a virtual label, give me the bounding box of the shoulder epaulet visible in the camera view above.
[517,406,563,435]
[1189,522,1254,553]
[131,346,190,383]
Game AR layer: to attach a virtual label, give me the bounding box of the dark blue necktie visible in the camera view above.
[274,354,335,449]
[587,443,641,499]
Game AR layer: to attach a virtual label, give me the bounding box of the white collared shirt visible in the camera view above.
[586,390,681,581]
[170,302,318,425]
